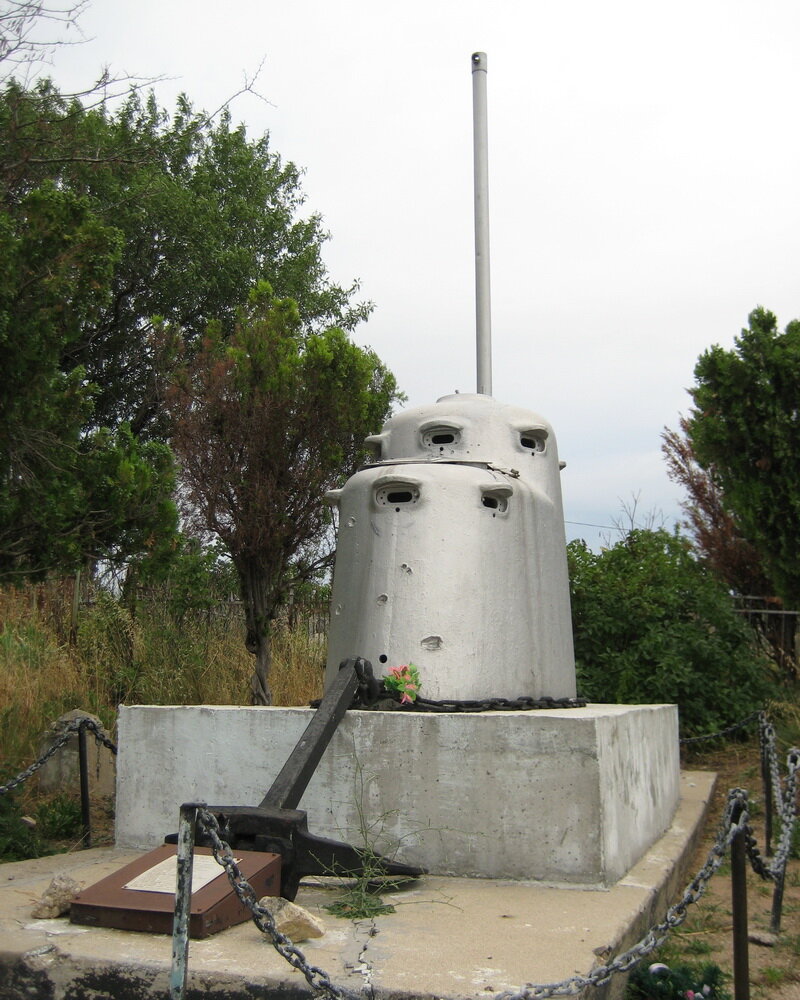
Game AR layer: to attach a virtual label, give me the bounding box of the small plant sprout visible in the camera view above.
[383,663,421,704]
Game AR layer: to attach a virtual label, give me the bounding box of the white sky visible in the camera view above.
[45,0,800,548]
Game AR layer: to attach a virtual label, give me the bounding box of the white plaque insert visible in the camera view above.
[122,854,239,895]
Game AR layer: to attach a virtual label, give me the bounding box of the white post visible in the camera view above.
[472,51,492,396]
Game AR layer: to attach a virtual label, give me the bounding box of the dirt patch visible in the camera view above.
[653,741,800,999]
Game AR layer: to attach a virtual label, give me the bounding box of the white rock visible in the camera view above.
[257,896,325,941]
[32,874,82,918]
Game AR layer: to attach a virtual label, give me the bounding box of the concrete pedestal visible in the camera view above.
[116,704,679,886]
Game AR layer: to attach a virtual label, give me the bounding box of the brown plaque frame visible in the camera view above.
[70,845,281,938]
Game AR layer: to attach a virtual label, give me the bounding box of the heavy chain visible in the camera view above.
[746,730,799,882]
[760,713,785,815]
[0,717,117,797]
[679,710,761,746]
[496,789,751,1000]
[194,787,758,1000]
[196,809,360,1000]
[372,694,588,713]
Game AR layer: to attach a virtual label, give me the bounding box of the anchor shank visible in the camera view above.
[259,658,362,811]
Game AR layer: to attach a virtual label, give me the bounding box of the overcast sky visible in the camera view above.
[45,0,800,548]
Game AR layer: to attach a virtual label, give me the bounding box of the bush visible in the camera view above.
[0,789,46,861]
[568,529,775,738]
[35,793,83,840]
[627,960,730,999]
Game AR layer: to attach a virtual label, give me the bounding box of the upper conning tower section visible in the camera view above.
[364,393,563,481]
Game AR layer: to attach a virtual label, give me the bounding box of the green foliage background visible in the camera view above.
[688,306,800,605]
[568,529,774,737]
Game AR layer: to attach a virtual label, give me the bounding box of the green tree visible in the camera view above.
[687,307,800,606]
[1,82,370,439]
[0,78,374,581]
[568,529,773,737]
[164,284,401,704]
[0,149,177,579]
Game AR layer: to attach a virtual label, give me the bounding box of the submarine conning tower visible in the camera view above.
[324,392,577,702]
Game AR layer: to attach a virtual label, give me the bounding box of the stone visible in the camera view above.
[257,896,325,941]
[32,874,82,918]
[37,709,116,798]
[749,930,778,947]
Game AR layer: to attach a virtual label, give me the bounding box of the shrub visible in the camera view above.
[568,529,775,738]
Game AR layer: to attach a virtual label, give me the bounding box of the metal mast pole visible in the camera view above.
[472,50,492,396]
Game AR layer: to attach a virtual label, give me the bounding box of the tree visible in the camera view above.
[687,307,800,606]
[0,142,177,579]
[662,416,771,597]
[164,284,401,704]
[0,1,87,84]
[0,78,373,581]
[568,529,774,737]
[0,83,371,440]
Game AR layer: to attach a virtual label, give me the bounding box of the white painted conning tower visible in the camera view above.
[324,54,575,702]
[324,393,576,701]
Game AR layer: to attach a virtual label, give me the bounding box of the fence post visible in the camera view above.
[760,717,773,857]
[769,868,785,936]
[77,723,91,849]
[730,800,750,1000]
[169,802,204,1000]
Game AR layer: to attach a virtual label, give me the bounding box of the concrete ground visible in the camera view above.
[0,772,714,1000]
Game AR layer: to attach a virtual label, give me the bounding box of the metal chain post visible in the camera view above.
[729,795,750,1000]
[169,802,203,1000]
[0,717,117,797]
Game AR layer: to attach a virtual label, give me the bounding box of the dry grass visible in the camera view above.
[0,583,325,777]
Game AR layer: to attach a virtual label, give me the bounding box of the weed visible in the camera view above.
[684,938,714,956]
[627,960,730,1000]
[0,789,47,861]
[321,746,425,921]
[759,966,786,987]
[35,793,83,840]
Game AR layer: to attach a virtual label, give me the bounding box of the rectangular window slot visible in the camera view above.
[481,492,509,514]
[375,482,421,507]
[520,430,547,453]
[421,424,462,451]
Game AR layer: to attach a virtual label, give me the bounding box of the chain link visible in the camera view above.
[0,717,117,797]
[747,729,799,882]
[10,706,794,999]
[679,710,761,746]
[196,809,361,1000]
[496,789,752,1000]
[193,783,775,1000]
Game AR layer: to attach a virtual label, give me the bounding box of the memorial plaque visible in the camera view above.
[70,845,281,938]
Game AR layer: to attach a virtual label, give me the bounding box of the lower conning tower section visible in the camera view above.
[324,394,576,702]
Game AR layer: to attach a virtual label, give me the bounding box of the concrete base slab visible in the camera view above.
[116,703,680,885]
[0,772,714,1000]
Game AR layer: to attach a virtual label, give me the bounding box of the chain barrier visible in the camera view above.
[195,808,360,1000]
[678,710,761,746]
[189,787,760,1000]
[7,706,795,999]
[184,710,797,1000]
[494,790,753,1000]
[0,717,117,797]
[745,722,799,883]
